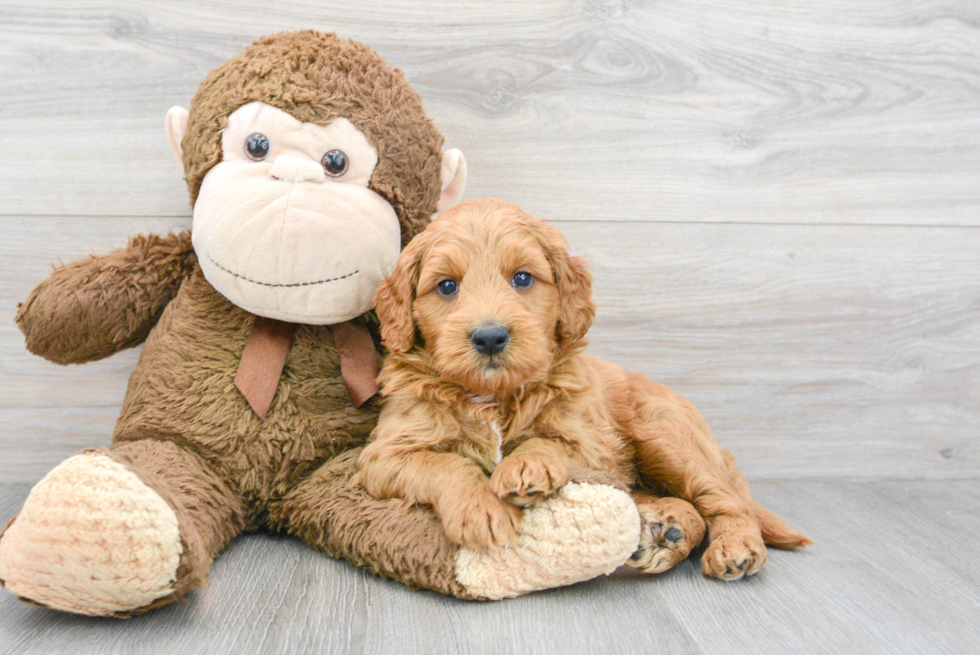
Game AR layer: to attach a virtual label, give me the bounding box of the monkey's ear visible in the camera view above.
[165,106,190,164]
[437,149,467,211]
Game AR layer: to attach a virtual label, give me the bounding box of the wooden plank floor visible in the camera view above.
[1,480,977,655]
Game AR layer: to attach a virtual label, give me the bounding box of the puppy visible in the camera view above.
[358,198,810,579]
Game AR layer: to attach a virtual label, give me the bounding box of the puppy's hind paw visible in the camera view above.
[701,528,767,581]
[626,494,706,575]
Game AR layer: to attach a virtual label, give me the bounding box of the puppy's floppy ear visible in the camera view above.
[374,232,429,353]
[533,221,596,350]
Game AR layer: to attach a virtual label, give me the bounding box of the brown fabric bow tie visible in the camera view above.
[234,316,379,420]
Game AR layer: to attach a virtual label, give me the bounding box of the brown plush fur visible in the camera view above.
[182,30,444,246]
[361,198,811,579]
[268,449,475,599]
[5,32,466,613]
[16,232,197,365]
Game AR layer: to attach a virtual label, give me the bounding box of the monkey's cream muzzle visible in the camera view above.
[190,102,401,324]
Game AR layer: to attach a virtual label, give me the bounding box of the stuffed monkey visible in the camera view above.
[0,31,641,617]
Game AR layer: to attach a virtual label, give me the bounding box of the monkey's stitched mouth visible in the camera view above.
[207,254,359,288]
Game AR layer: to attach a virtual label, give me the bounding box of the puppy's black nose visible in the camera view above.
[471,324,509,356]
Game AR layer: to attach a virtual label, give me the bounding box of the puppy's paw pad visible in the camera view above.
[626,497,705,575]
[627,518,689,574]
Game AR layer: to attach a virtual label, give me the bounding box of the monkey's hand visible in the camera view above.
[16,231,196,364]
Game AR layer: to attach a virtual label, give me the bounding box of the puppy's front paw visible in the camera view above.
[440,487,523,550]
[701,528,767,581]
[490,452,567,508]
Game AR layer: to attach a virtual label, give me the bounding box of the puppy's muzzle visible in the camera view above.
[471,323,509,356]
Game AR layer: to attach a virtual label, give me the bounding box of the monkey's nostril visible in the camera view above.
[471,324,509,356]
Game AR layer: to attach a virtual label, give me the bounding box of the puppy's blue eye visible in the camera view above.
[437,279,459,297]
[512,272,533,289]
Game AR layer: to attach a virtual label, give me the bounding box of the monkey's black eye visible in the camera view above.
[437,279,459,297]
[245,133,270,161]
[321,149,349,177]
[512,272,534,289]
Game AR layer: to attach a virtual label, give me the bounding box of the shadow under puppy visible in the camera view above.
[357,198,811,580]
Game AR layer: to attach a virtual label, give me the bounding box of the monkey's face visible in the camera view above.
[190,102,401,324]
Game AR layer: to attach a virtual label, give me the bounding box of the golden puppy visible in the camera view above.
[358,198,810,579]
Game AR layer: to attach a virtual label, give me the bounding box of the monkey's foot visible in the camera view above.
[454,480,640,599]
[0,451,183,616]
[627,495,706,574]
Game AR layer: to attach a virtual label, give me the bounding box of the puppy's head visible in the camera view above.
[374,198,595,396]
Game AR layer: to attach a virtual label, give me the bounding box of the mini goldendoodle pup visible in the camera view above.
[357,198,810,579]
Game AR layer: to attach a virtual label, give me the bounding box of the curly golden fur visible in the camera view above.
[359,198,811,580]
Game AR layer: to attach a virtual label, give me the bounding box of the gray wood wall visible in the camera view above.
[1,0,977,484]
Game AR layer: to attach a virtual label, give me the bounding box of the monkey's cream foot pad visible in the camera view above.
[0,452,182,616]
[454,482,641,599]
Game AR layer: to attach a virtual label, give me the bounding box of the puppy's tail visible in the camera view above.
[754,503,812,549]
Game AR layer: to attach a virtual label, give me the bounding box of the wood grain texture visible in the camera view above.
[0,1,978,224]
[2,217,976,483]
[1,480,978,654]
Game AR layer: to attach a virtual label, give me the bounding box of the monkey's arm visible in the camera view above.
[16,231,196,365]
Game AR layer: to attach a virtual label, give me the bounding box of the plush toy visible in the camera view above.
[0,31,642,617]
